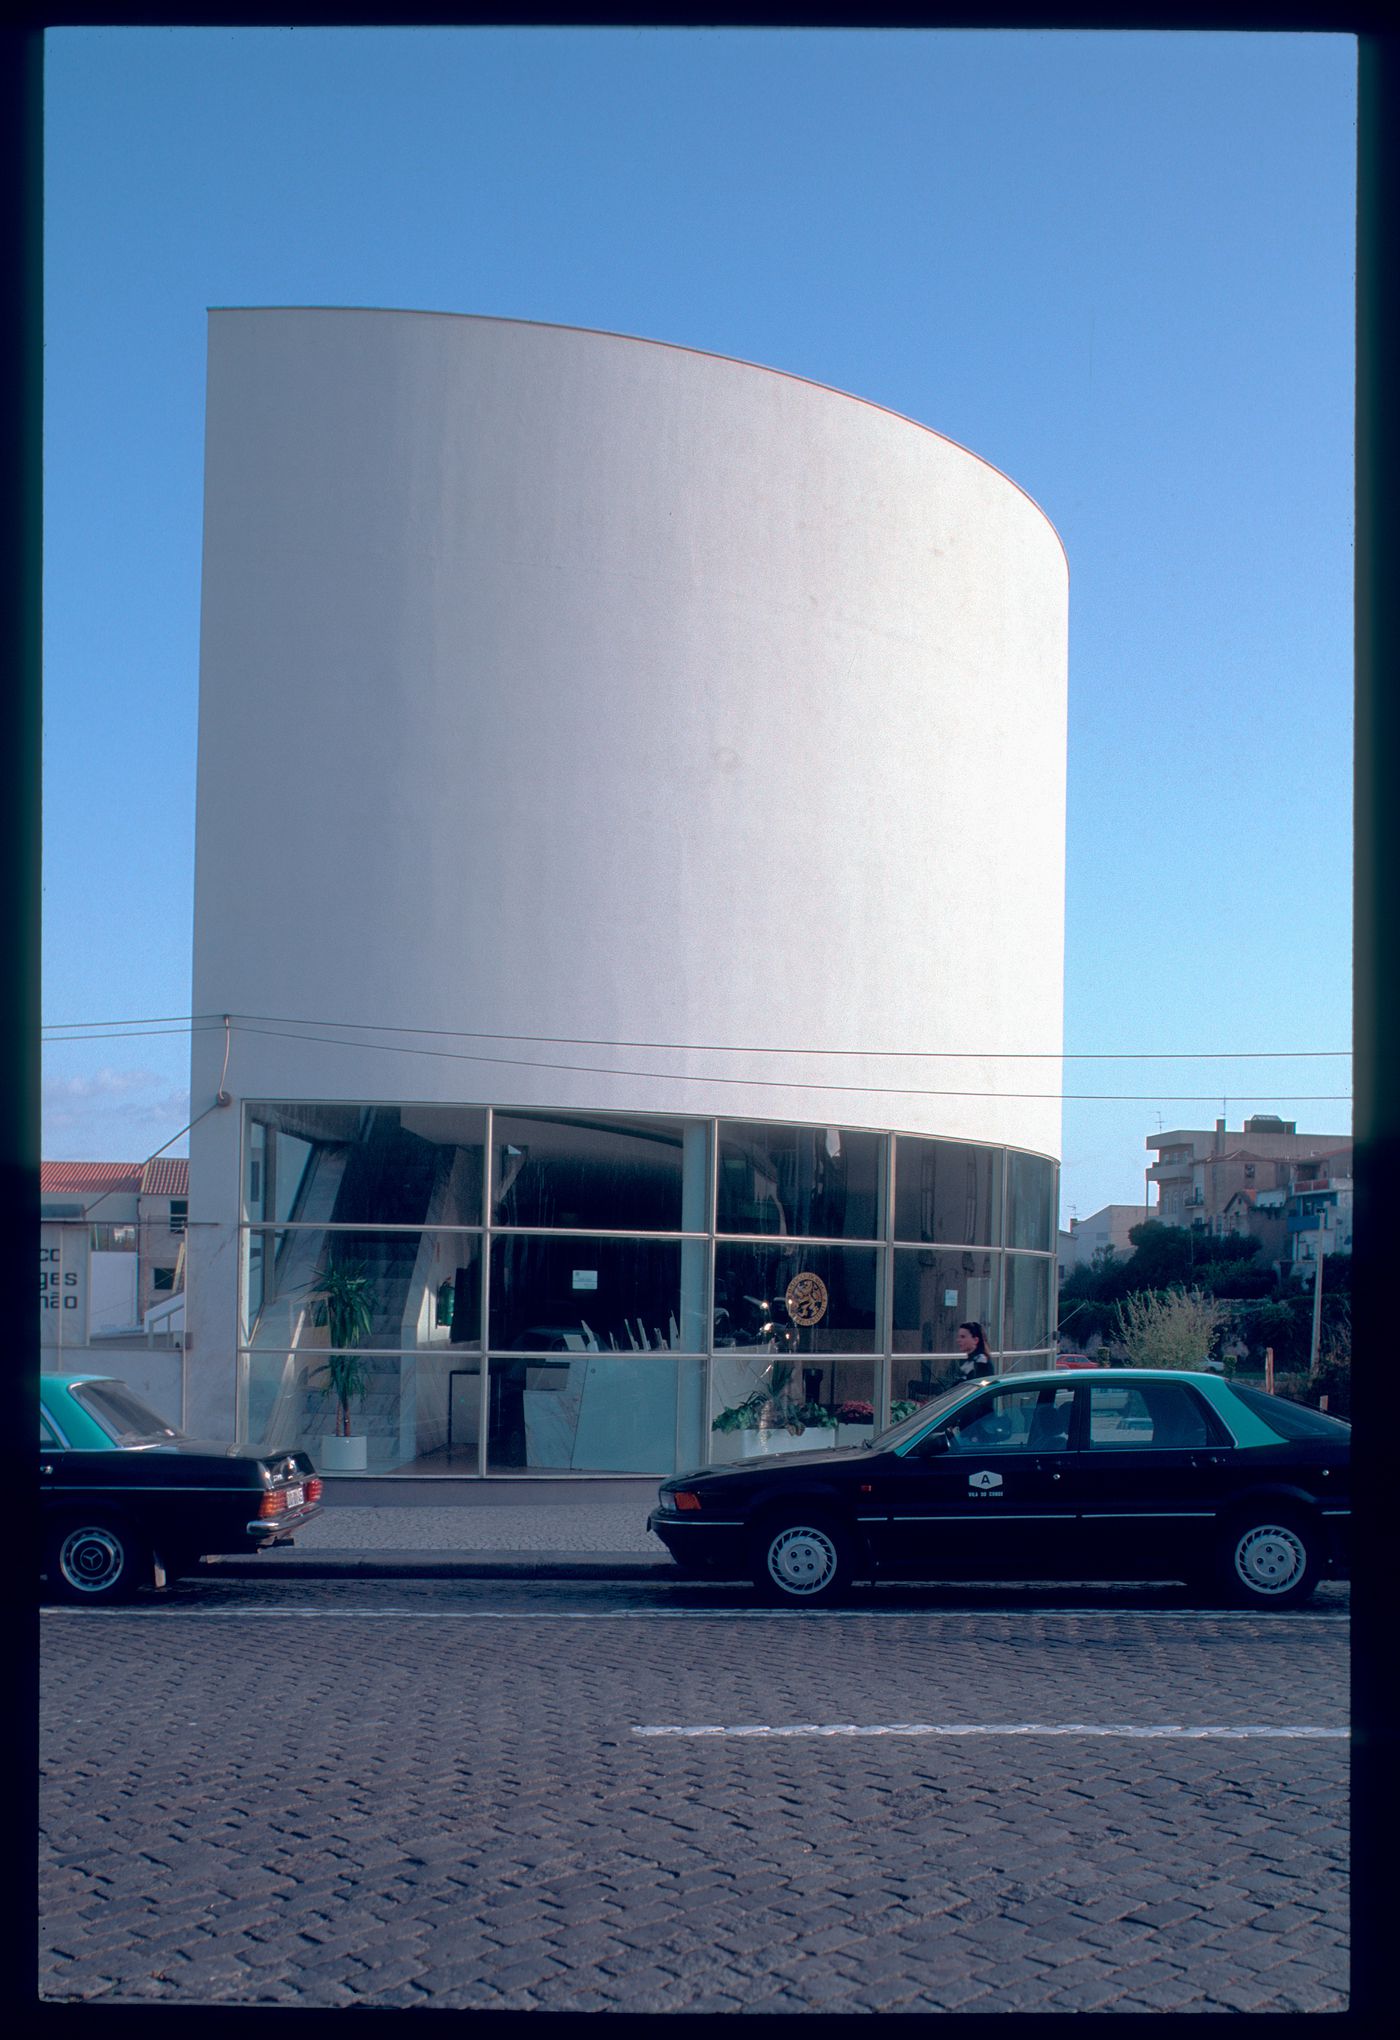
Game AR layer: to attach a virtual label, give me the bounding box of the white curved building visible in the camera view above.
[187,309,1068,1475]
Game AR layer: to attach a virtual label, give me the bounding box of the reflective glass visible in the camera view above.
[716,1123,884,1238]
[891,1247,999,1360]
[244,1103,486,1227]
[489,1235,695,1352]
[241,1228,481,1351]
[1004,1252,1053,1351]
[893,1138,1002,1245]
[1007,1150,1056,1250]
[713,1241,881,1354]
[486,1355,705,1474]
[492,1112,700,1231]
[709,1356,879,1464]
[242,1345,481,1473]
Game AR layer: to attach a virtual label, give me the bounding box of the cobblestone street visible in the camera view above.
[40,1579,1349,2011]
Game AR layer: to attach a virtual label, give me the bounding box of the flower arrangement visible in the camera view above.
[836,1400,873,1424]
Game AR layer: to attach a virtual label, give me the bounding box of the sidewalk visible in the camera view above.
[206,1476,677,1581]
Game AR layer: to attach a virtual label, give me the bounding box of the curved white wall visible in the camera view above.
[193,310,1065,1130]
[188,310,1067,1426]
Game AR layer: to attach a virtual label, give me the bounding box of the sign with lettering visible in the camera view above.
[40,1226,86,1345]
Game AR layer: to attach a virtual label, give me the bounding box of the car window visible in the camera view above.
[68,1379,184,1445]
[1087,1381,1211,1450]
[39,1411,61,1448]
[927,1383,1075,1455]
[1227,1384,1350,1440]
[873,1380,986,1450]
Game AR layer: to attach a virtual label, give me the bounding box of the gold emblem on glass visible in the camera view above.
[784,1272,829,1327]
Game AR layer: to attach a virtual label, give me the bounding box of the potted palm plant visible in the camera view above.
[310,1257,375,1471]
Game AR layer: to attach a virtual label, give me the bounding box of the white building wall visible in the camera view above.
[188,310,1067,1436]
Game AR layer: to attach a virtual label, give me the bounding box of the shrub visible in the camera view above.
[1112,1285,1226,1371]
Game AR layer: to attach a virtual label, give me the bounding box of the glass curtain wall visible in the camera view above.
[237,1104,1058,1476]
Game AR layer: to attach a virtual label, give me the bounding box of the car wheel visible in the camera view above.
[46,1516,148,1605]
[1216,1512,1318,1609]
[751,1512,853,1606]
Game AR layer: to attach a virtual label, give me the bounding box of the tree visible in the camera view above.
[1112,1285,1226,1371]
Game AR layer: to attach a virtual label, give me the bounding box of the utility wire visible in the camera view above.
[223,1018,1352,1104]
[41,1009,1353,1062]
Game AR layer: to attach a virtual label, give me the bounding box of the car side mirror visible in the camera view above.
[915,1429,951,1457]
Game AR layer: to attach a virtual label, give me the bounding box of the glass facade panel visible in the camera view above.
[245,1103,485,1227]
[1004,1253,1053,1351]
[489,1234,696,1352]
[486,1355,705,1474]
[241,1344,480,1472]
[242,1227,481,1352]
[493,1112,699,1232]
[716,1124,884,1239]
[236,1101,1058,1475]
[893,1137,1002,1246]
[713,1241,881,1354]
[891,1247,999,1358]
[1007,1149,1056,1250]
[709,1356,880,1462]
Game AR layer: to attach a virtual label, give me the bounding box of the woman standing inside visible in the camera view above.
[952,1321,995,1382]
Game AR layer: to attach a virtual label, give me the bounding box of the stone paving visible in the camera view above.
[39,1579,1349,2012]
[292,1499,660,1554]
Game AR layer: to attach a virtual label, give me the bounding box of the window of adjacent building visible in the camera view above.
[168,1199,188,1235]
[152,1266,176,1292]
[716,1123,884,1239]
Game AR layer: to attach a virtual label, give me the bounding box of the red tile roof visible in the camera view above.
[140,1157,189,1197]
[41,1162,143,1196]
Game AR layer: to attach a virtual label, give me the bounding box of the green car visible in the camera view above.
[40,1373,322,1603]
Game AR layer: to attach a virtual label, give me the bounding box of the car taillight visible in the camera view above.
[306,1476,323,1504]
[257,1491,287,1518]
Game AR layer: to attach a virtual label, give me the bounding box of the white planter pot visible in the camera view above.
[836,1424,875,1450]
[318,1433,367,1472]
[741,1427,835,1457]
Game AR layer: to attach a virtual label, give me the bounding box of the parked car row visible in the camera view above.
[40,1367,1349,1616]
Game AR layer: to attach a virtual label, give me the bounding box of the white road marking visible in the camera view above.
[631,1722,1350,1740]
[41,1605,1345,1623]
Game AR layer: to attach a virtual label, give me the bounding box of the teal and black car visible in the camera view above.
[649,1368,1350,1609]
[40,1373,322,1603]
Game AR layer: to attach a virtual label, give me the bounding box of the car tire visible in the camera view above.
[750,1511,854,1606]
[1214,1510,1318,1609]
[46,1515,148,1605]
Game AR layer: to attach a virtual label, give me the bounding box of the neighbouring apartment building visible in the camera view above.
[1056,1203,1143,1282]
[40,1160,189,1413]
[1145,1117,1352,1278]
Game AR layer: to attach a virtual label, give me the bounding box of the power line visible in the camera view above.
[223,1018,1352,1104]
[40,1009,1354,1062]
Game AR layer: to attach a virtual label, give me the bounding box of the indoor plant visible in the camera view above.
[310,1256,375,1471]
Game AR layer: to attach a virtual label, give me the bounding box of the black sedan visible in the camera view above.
[649,1367,1349,1609]
[40,1373,323,1603]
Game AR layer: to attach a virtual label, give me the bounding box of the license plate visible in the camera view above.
[283,1484,305,1510]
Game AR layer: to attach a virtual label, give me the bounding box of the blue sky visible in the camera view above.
[41,26,1356,1224]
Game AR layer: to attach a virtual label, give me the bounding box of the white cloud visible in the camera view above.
[42,1066,191,1160]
